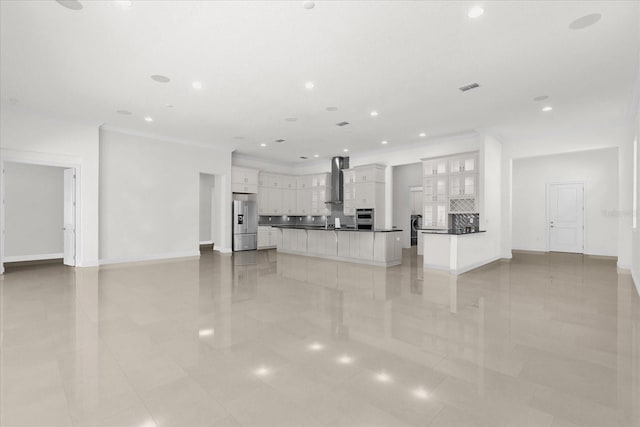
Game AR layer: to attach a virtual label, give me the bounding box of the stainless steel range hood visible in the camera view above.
[326,156,349,205]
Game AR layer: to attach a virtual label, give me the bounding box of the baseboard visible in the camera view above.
[199,240,214,245]
[99,251,200,266]
[617,262,631,271]
[214,245,232,253]
[4,253,64,263]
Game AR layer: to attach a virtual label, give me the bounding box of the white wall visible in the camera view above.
[4,162,64,259]
[632,113,639,294]
[501,123,635,268]
[199,173,216,243]
[479,134,503,259]
[512,148,619,256]
[0,107,100,268]
[99,128,232,263]
[392,163,422,248]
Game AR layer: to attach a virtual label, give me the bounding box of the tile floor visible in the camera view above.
[1,249,638,427]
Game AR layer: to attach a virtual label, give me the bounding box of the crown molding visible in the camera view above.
[100,125,233,153]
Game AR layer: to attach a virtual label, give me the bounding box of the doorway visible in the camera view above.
[1,161,77,272]
[547,183,584,253]
[199,173,217,252]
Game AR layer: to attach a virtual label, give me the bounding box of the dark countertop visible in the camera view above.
[420,229,486,236]
[270,225,402,233]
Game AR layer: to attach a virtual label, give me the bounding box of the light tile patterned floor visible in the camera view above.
[1,249,638,426]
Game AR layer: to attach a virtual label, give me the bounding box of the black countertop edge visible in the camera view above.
[268,225,402,232]
[420,229,486,235]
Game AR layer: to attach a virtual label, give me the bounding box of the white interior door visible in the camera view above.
[63,168,76,266]
[548,183,584,253]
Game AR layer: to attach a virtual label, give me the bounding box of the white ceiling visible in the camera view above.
[1,1,639,164]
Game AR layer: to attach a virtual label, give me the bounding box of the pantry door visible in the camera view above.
[547,183,584,253]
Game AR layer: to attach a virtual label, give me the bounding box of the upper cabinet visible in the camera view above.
[421,151,480,227]
[232,167,259,193]
[343,164,386,229]
[423,158,448,176]
[449,153,478,174]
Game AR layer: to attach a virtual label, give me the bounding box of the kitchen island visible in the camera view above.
[273,226,402,267]
[421,229,500,275]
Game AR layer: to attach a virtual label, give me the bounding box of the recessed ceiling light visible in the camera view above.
[303,1,315,9]
[144,116,153,122]
[533,95,549,102]
[542,106,553,112]
[192,81,203,90]
[381,140,388,145]
[370,111,379,117]
[56,0,83,10]
[467,6,484,18]
[285,117,297,122]
[313,154,319,158]
[260,143,267,147]
[116,110,132,115]
[326,107,338,111]
[419,132,426,137]
[343,149,349,152]
[305,81,315,90]
[150,75,170,83]
[569,13,602,30]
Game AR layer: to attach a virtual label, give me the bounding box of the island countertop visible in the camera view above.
[270,225,402,233]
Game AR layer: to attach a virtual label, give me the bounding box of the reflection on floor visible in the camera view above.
[1,248,639,426]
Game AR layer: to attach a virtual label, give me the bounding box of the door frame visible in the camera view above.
[1,158,81,273]
[545,181,585,253]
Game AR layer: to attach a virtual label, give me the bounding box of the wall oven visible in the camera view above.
[356,208,374,230]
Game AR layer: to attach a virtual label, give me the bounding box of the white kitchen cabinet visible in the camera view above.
[424,202,448,229]
[423,176,448,203]
[358,233,374,259]
[296,188,312,215]
[337,231,350,257]
[232,167,259,194]
[296,175,313,190]
[449,173,476,197]
[410,190,423,215]
[258,172,298,215]
[282,189,296,215]
[449,154,477,174]
[258,226,280,249]
[423,159,448,176]
[421,151,480,227]
[343,169,356,185]
[341,165,385,228]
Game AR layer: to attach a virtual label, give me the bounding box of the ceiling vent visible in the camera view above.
[336,121,350,127]
[299,156,308,160]
[275,139,285,143]
[459,83,480,92]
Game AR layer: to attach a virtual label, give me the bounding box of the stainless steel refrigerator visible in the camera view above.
[232,200,257,251]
